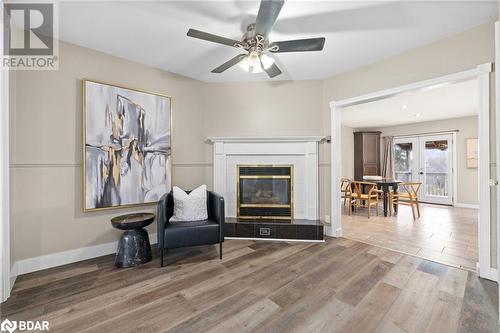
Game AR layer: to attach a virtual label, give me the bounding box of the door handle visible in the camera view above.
[419,172,424,175]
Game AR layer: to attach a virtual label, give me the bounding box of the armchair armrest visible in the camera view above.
[208,191,225,242]
[157,191,174,249]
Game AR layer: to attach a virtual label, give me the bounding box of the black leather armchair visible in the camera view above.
[157,190,225,267]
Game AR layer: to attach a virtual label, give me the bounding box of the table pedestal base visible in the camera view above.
[115,229,152,268]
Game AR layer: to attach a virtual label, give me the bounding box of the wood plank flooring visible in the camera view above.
[1,238,498,333]
[342,203,478,271]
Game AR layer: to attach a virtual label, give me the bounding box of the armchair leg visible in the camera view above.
[219,242,223,260]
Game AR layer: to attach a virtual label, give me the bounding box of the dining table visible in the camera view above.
[371,179,402,217]
[352,178,402,217]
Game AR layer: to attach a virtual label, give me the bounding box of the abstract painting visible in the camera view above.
[83,80,172,211]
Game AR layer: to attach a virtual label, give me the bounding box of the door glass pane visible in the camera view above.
[424,140,449,197]
[395,142,413,183]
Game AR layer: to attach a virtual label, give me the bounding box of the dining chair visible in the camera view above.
[348,181,382,218]
[389,182,421,220]
[340,178,351,207]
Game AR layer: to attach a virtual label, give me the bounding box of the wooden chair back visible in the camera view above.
[350,181,377,196]
[341,178,351,192]
[400,182,421,198]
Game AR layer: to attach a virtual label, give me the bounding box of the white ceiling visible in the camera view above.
[58,1,498,82]
[341,79,479,128]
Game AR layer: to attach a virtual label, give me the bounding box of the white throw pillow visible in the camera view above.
[170,184,208,222]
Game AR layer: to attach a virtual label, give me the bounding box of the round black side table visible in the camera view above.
[111,213,155,268]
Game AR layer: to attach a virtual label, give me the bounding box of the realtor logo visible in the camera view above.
[3,3,53,55]
[2,2,58,69]
[0,319,49,332]
[0,319,17,333]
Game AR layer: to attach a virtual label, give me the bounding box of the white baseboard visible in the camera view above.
[324,225,342,238]
[9,261,17,293]
[13,233,158,276]
[454,203,479,209]
[479,265,498,282]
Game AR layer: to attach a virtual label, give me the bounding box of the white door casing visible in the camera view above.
[0,28,10,302]
[494,21,500,317]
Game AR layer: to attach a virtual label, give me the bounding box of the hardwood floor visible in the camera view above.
[1,238,497,333]
[342,203,478,271]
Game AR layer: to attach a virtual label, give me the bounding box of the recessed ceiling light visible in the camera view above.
[402,104,408,110]
[414,113,421,118]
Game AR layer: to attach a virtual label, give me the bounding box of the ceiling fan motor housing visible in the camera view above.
[241,23,269,52]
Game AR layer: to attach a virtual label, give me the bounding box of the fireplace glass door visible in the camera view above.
[237,165,293,220]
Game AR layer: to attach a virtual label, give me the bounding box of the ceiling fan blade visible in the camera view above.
[263,62,282,78]
[211,54,246,73]
[254,0,285,39]
[269,37,325,53]
[187,29,241,48]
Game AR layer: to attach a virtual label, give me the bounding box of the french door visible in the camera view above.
[394,134,454,205]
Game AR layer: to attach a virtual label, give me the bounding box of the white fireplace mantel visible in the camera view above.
[208,136,324,220]
[207,136,325,143]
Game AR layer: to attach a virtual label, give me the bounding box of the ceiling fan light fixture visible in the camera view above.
[238,51,264,73]
[248,51,263,73]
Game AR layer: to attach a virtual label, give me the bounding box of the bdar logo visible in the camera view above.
[0,319,17,333]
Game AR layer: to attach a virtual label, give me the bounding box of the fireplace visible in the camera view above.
[237,165,293,220]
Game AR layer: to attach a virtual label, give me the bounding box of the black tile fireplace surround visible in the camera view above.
[224,218,324,241]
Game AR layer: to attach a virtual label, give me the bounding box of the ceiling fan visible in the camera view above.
[186,0,325,78]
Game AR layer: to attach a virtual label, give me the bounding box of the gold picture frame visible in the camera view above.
[82,79,173,212]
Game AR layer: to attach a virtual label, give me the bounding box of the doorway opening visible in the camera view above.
[329,64,494,280]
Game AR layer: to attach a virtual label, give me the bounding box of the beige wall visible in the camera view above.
[10,41,206,261]
[202,81,324,138]
[200,80,329,216]
[9,22,497,268]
